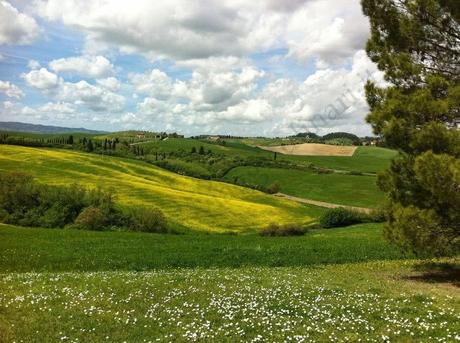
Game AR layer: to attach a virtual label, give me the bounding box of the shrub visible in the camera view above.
[74,206,108,231]
[128,206,167,233]
[266,181,281,194]
[259,223,305,236]
[319,207,365,228]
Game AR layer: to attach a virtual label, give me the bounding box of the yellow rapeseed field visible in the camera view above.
[0,145,316,232]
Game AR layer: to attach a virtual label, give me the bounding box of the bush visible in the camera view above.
[259,223,305,236]
[266,181,281,194]
[127,206,167,233]
[319,207,366,228]
[74,207,108,231]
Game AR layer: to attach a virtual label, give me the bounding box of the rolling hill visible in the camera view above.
[0,145,321,232]
[0,121,106,134]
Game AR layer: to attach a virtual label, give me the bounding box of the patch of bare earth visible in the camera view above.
[258,143,357,156]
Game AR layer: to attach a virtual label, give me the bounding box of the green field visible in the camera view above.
[1,224,458,342]
[0,223,404,272]
[225,166,383,208]
[291,146,399,174]
[0,145,323,233]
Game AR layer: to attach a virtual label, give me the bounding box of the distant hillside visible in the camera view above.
[0,122,107,134]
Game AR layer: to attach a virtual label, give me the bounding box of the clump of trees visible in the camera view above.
[0,173,168,233]
[362,0,459,255]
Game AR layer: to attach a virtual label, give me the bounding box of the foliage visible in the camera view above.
[74,206,108,231]
[126,206,168,233]
[322,132,361,145]
[266,181,281,194]
[319,208,367,228]
[362,0,460,255]
[258,223,305,236]
[0,172,167,232]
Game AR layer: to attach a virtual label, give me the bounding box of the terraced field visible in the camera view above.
[0,145,321,232]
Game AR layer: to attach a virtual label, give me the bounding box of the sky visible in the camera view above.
[0,0,386,136]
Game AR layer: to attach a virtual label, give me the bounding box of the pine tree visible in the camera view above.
[198,146,205,155]
[362,0,459,255]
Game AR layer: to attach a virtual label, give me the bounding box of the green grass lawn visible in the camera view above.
[1,224,458,342]
[225,166,383,208]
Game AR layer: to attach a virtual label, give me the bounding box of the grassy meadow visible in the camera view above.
[0,145,320,233]
[225,166,383,208]
[0,223,404,272]
[1,223,459,342]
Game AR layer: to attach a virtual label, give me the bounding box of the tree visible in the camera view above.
[68,135,74,145]
[86,139,94,152]
[361,0,459,255]
[191,146,197,154]
[198,146,205,155]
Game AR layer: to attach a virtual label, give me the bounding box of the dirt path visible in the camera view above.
[274,193,373,214]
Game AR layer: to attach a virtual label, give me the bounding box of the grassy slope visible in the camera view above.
[142,139,397,173]
[138,139,394,207]
[0,145,321,232]
[225,166,383,208]
[1,224,458,342]
[0,223,404,272]
[290,146,398,173]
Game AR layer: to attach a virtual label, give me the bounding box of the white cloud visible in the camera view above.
[11,0,381,135]
[22,67,60,90]
[35,0,283,60]
[96,77,121,92]
[219,99,273,123]
[49,55,114,78]
[28,59,41,69]
[35,0,370,66]
[265,50,385,136]
[0,1,40,45]
[0,80,24,98]
[129,69,172,99]
[58,80,125,112]
[285,0,370,66]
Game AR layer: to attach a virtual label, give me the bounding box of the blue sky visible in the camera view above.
[0,0,384,136]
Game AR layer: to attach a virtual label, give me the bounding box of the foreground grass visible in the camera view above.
[0,145,320,232]
[1,224,458,342]
[225,166,383,208]
[0,223,403,272]
[1,260,458,342]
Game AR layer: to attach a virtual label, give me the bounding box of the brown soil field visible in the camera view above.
[257,143,357,156]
